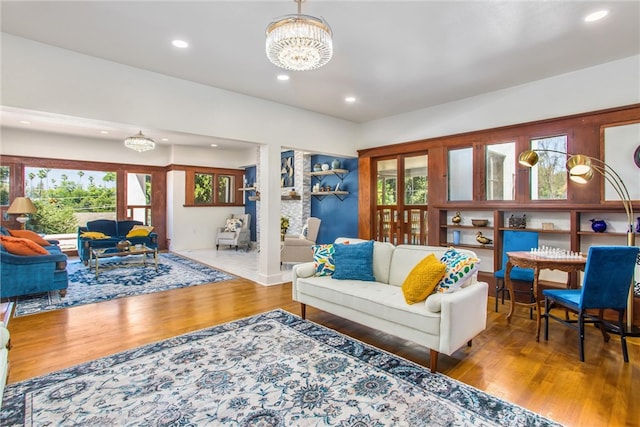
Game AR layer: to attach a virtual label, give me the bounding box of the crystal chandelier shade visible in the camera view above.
[266,1,333,71]
[124,130,155,152]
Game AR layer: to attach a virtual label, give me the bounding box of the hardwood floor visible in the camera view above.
[5,277,639,426]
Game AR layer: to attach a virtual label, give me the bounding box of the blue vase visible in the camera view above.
[453,230,461,245]
[590,219,607,233]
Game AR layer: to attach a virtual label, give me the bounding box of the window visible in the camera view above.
[448,147,473,201]
[376,159,397,205]
[404,154,428,205]
[24,167,118,234]
[0,166,9,206]
[127,173,152,224]
[486,142,515,201]
[186,168,244,206]
[530,135,568,200]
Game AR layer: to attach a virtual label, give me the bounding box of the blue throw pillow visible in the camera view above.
[332,240,375,281]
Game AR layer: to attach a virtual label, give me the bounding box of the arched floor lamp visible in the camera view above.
[519,149,637,333]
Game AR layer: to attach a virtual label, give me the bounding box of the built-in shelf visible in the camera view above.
[281,194,301,200]
[497,227,571,234]
[311,190,349,201]
[310,168,348,177]
[239,187,257,192]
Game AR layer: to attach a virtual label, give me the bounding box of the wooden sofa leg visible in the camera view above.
[300,303,306,319]
[429,349,438,373]
[59,289,67,297]
[468,340,472,347]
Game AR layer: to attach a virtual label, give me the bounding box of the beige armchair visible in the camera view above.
[216,214,251,251]
[281,217,321,263]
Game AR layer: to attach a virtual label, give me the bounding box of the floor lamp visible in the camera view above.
[6,197,37,230]
[519,149,637,331]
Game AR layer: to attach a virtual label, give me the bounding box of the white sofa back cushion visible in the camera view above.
[388,245,479,287]
[335,238,395,284]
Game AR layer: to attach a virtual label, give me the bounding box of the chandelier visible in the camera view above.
[124,130,155,152]
[266,0,333,71]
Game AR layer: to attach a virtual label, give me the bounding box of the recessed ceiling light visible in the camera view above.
[172,39,189,48]
[100,130,109,134]
[277,74,290,81]
[345,96,356,103]
[584,10,609,22]
[210,143,218,147]
[161,138,169,142]
[19,120,31,125]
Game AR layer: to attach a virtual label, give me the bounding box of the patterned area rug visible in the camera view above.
[13,253,235,317]
[0,310,561,426]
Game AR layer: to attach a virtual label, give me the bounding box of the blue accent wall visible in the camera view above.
[243,166,257,242]
[310,156,359,244]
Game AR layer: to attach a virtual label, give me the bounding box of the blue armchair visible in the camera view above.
[0,240,68,299]
[77,219,158,264]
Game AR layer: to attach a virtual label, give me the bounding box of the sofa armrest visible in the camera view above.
[283,237,315,247]
[438,281,488,355]
[292,262,316,301]
[0,251,68,266]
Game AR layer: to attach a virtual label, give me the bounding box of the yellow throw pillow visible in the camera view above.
[131,225,154,233]
[401,254,447,305]
[126,228,151,238]
[80,231,110,239]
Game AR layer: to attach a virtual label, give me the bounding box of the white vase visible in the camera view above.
[321,163,330,171]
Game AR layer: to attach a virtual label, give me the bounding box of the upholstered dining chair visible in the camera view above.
[494,230,539,316]
[281,217,321,263]
[543,246,639,362]
[215,213,251,251]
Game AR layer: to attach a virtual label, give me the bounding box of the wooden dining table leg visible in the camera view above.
[506,260,515,323]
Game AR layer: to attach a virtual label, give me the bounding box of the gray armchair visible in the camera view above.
[281,217,321,263]
[216,214,251,251]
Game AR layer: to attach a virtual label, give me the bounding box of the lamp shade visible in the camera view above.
[518,150,539,167]
[6,197,36,214]
[566,154,592,175]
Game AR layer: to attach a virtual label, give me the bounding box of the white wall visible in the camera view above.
[167,170,244,251]
[359,56,640,148]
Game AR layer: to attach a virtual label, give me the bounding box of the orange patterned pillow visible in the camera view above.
[8,229,52,246]
[0,235,49,256]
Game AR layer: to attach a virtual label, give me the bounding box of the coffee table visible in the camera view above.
[89,245,158,278]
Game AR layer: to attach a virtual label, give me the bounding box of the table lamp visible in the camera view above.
[6,197,36,229]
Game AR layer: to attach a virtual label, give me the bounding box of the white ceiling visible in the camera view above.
[1,1,639,148]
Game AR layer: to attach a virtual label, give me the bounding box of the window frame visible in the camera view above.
[184,167,244,207]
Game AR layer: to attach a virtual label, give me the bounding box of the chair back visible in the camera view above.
[306,217,321,243]
[500,230,539,269]
[580,246,639,310]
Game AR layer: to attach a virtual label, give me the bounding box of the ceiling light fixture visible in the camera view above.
[277,74,290,81]
[345,96,356,103]
[266,0,333,71]
[172,39,189,48]
[584,10,609,22]
[124,130,155,152]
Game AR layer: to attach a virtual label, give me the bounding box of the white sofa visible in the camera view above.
[292,239,489,372]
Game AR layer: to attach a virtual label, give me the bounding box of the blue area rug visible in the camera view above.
[0,310,561,426]
[13,253,235,317]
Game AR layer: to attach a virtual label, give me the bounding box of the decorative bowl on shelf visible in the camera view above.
[471,219,488,227]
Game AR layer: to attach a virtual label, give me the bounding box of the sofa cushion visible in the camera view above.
[332,241,375,281]
[8,229,52,247]
[401,254,447,304]
[436,248,480,293]
[296,276,441,335]
[0,235,50,256]
[313,244,335,276]
[86,219,117,236]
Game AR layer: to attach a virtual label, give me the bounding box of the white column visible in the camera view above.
[258,144,284,285]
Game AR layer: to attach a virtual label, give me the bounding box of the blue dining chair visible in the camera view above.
[494,230,539,316]
[543,246,639,362]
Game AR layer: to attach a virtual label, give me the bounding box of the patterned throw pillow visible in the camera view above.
[224,218,243,232]
[8,229,52,246]
[332,240,375,281]
[313,244,335,276]
[401,254,447,304]
[435,248,480,293]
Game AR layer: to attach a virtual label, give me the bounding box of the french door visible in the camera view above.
[374,153,428,246]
